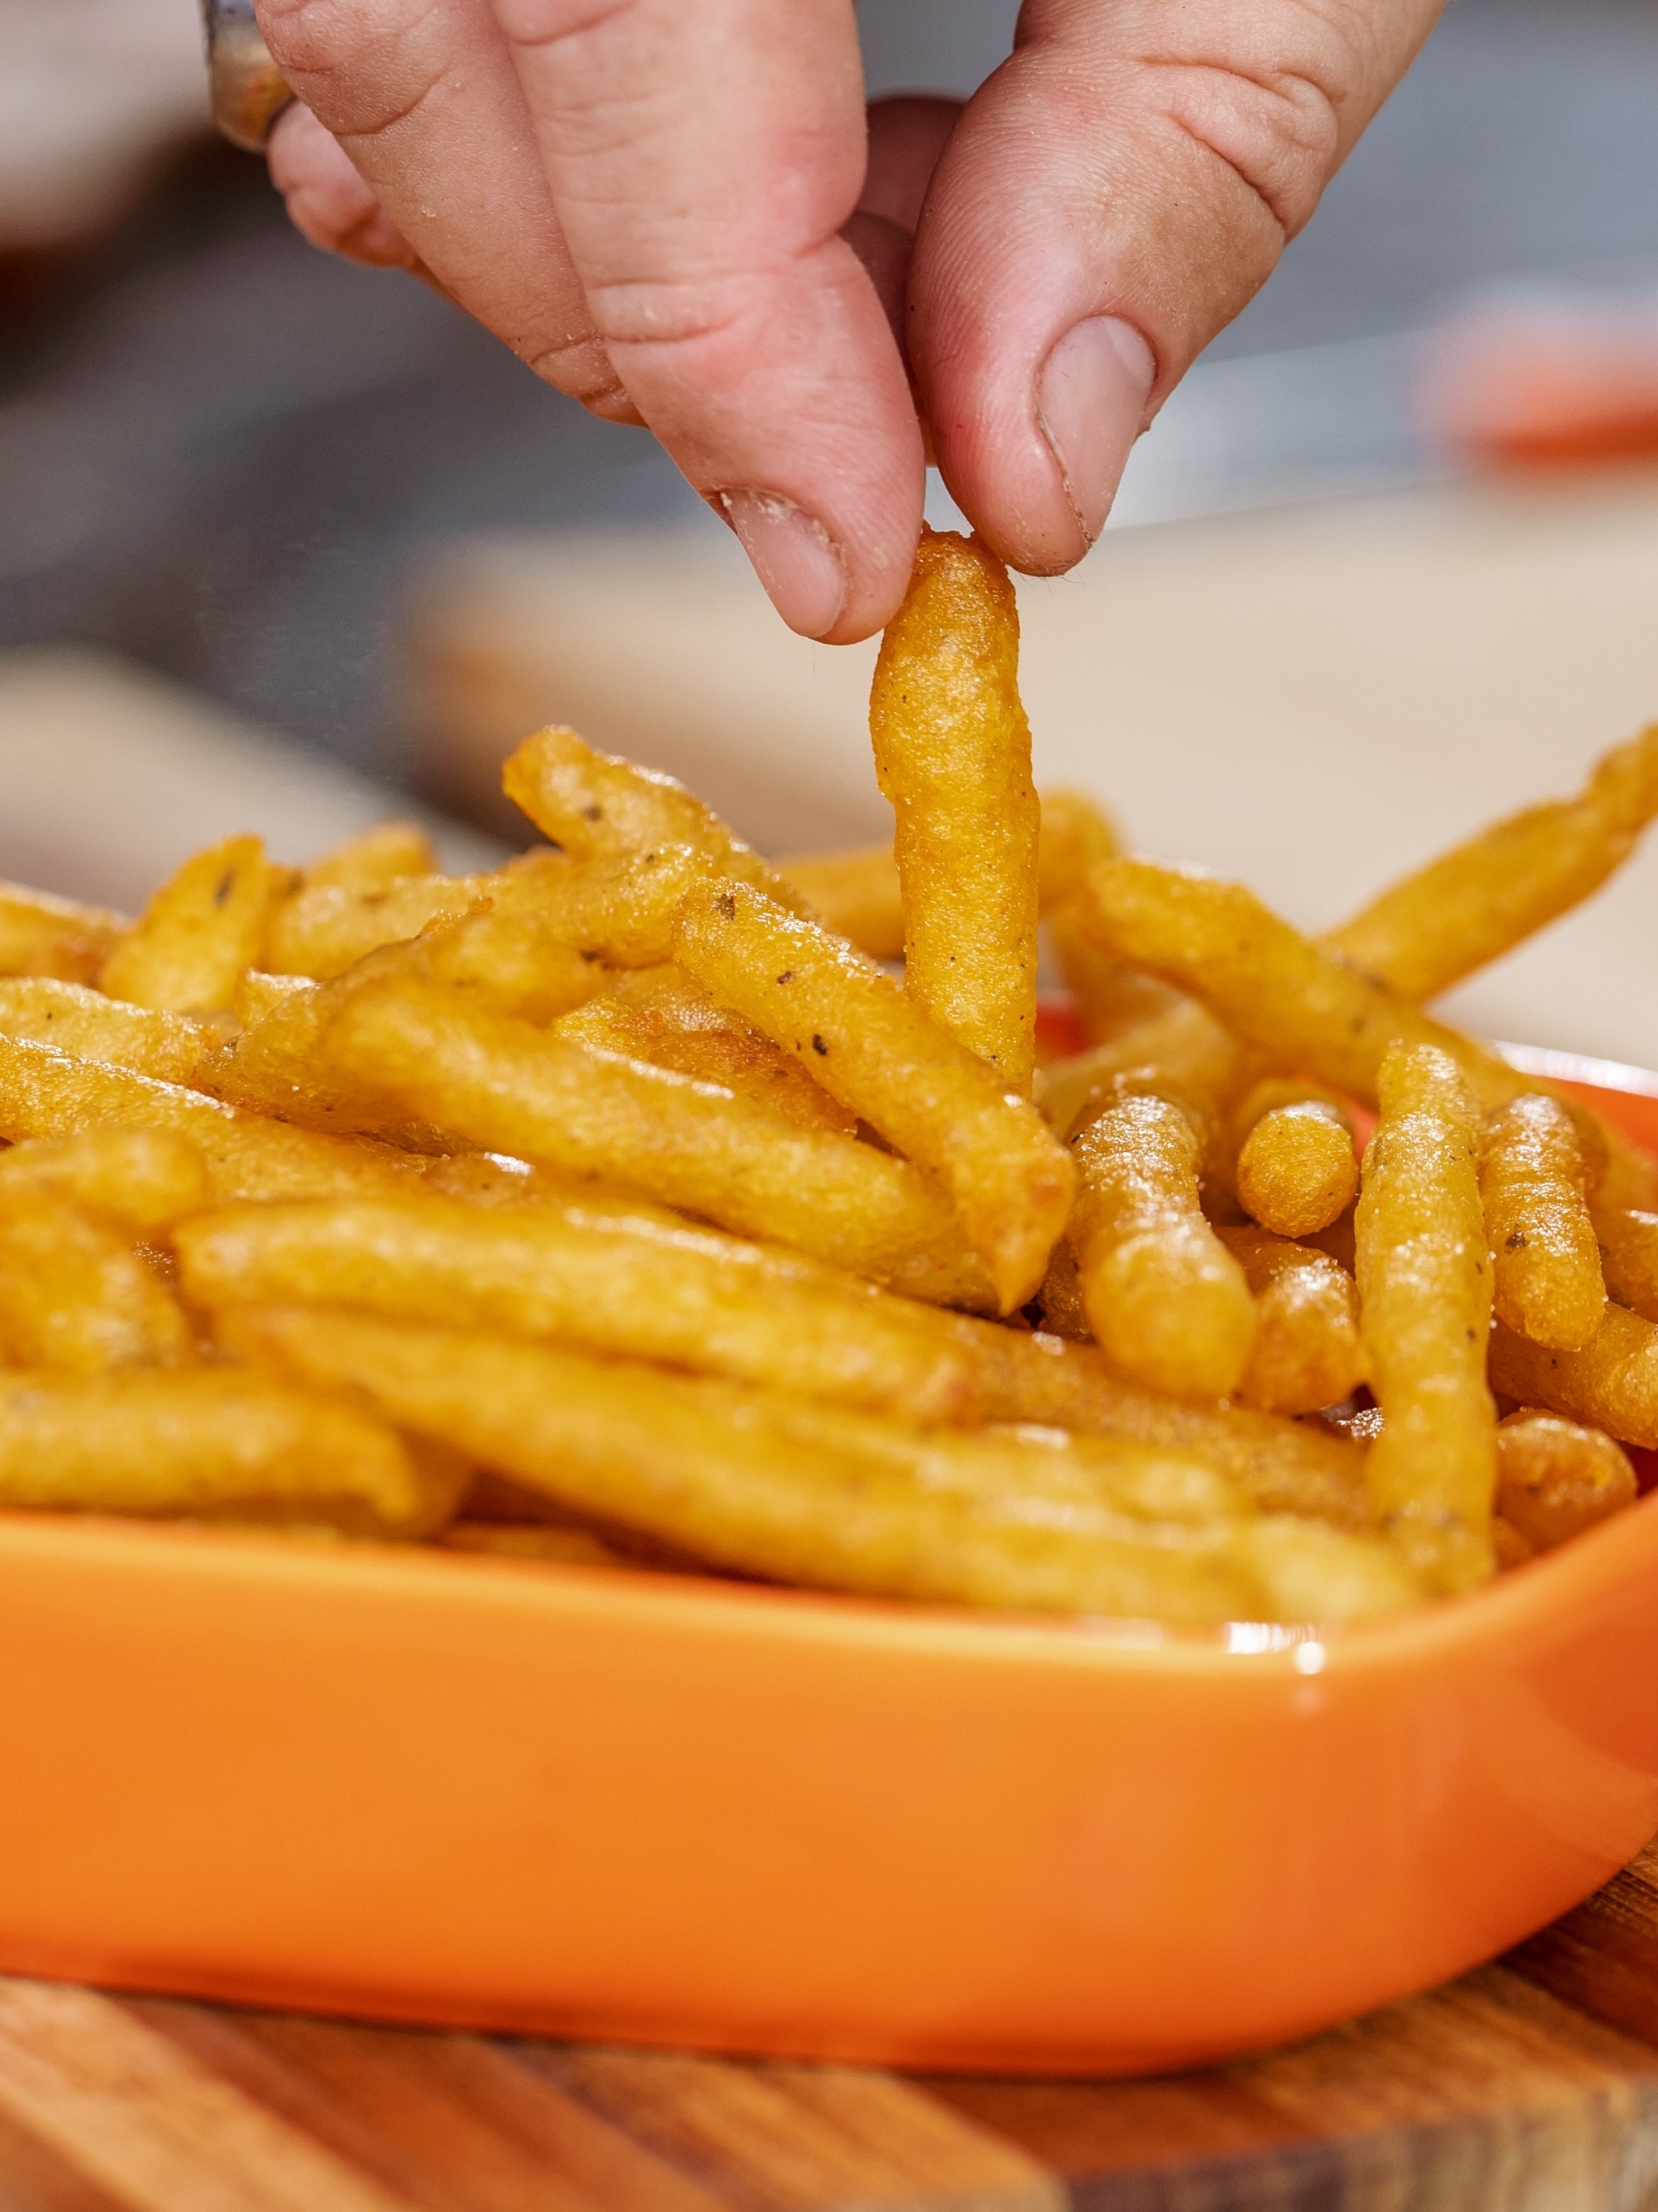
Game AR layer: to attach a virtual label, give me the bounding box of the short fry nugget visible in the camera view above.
[99,835,287,1014]
[671,879,1074,1309]
[0,1195,192,1373]
[1355,1043,1497,1591]
[0,978,208,1084]
[868,529,1040,1088]
[1594,1206,1658,1321]
[1327,724,1658,1003]
[1479,1094,1605,1351]
[1496,1406,1637,1551]
[323,980,994,1307]
[1067,1090,1256,1399]
[0,882,126,984]
[0,1128,207,1233]
[1488,1306,1658,1450]
[302,820,440,891]
[1232,1080,1359,1239]
[1217,1225,1365,1416]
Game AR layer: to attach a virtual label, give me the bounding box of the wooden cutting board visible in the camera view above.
[0,1841,1654,2211]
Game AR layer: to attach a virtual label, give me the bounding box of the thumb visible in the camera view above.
[911,0,1446,574]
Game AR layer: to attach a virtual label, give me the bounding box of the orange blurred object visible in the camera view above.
[0,1063,1655,2076]
[1425,302,1658,468]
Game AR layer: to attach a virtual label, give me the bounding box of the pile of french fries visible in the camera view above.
[0,528,1655,1628]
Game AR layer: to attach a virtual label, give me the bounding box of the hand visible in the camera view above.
[261,0,1445,642]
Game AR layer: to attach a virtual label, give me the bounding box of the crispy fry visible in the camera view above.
[0,1367,455,1534]
[1326,724,1658,1002]
[1067,1089,1256,1399]
[552,967,857,1136]
[1232,1080,1359,1240]
[422,1150,697,1232]
[1495,1406,1637,1551]
[263,871,489,981]
[774,846,905,961]
[1479,1094,1605,1351]
[1594,1206,1658,1321]
[0,882,126,984]
[0,1195,192,1373]
[98,835,288,1014]
[322,979,994,1307]
[0,978,208,1084]
[1036,791,1122,908]
[1217,1225,1365,1416]
[1238,1516,1419,1624]
[1036,998,1252,1144]
[174,1193,980,1422]
[227,1304,1416,1621]
[0,1128,207,1233]
[1355,1043,1497,1591]
[502,726,812,916]
[671,878,1073,1310]
[0,1037,426,1203]
[233,971,313,1028]
[1031,1244,1092,1340]
[868,529,1040,1088]
[1046,919,1179,1050]
[1488,1307,1658,1450]
[302,820,440,891]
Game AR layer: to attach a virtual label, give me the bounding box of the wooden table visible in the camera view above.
[0,1843,1652,2212]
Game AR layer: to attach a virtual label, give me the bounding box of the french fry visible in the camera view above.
[671,879,1074,1310]
[502,727,813,916]
[0,1195,192,1373]
[0,1367,456,1535]
[322,979,995,1307]
[438,1520,637,1568]
[1046,922,1179,1051]
[422,1149,698,1233]
[0,1128,208,1233]
[263,871,490,981]
[226,1304,1416,1621]
[1232,1079,1359,1240]
[1237,1516,1420,1624]
[1036,791,1122,909]
[1495,1407,1637,1552]
[774,846,905,961]
[868,529,1040,1089]
[1479,1095,1605,1351]
[302,820,440,891]
[98,835,288,1014]
[1355,1042,1497,1591]
[1488,1307,1658,1450]
[233,971,313,1028]
[1594,1206,1658,1322]
[1036,997,1253,1144]
[174,1192,980,1423]
[0,978,209,1084]
[1326,724,1658,1002]
[1031,1244,1092,1340]
[1067,1088,1256,1399]
[0,882,126,984]
[0,1037,426,1204]
[1216,1225,1365,1416]
[552,967,857,1136]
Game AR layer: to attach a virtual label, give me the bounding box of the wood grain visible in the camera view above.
[2,1850,1658,2210]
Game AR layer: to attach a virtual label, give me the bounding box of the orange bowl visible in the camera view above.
[1,1058,1656,2076]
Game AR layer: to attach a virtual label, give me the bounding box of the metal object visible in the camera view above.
[200,0,294,153]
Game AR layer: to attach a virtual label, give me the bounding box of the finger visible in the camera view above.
[268,102,423,272]
[859,96,961,231]
[255,0,638,422]
[912,0,1447,573]
[490,0,925,643]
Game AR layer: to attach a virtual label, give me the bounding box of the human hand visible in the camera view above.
[260,0,1446,642]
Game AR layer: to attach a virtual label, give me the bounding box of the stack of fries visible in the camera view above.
[0,529,1654,1628]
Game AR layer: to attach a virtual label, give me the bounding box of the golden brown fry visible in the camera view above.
[302,820,440,891]
[1031,1244,1092,1340]
[0,882,126,985]
[323,980,994,1307]
[1326,724,1658,1003]
[773,846,905,961]
[0,978,209,1084]
[0,1128,207,1233]
[1231,1078,1359,1240]
[227,1304,1415,1621]
[1036,998,1252,1144]
[0,1366,454,1535]
[1488,1307,1658,1450]
[1046,916,1178,1050]
[552,967,857,1136]
[1067,1089,1256,1399]
[1495,1407,1637,1551]
[0,1194,192,1373]
[1216,1225,1365,1416]
[98,835,288,1014]
[174,1192,980,1423]
[868,529,1040,1088]
[1355,1042,1497,1591]
[0,1037,425,1204]
[1594,1206,1658,1321]
[1036,791,1121,908]
[1479,1094,1605,1352]
[422,1150,697,1232]
[671,879,1073,1310]
[501,727,812,916]
[263,871,489,981]
[233,971,313,1028]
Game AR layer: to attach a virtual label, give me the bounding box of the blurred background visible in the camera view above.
[2,0,1658,1058]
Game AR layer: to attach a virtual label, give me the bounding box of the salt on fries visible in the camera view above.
[0,530,1650,1626]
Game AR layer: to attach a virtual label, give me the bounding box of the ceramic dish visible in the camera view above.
[0,1054,1654,2076]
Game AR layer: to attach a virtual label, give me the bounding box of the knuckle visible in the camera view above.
[256,0,449,141]
[1150,56,1342,240]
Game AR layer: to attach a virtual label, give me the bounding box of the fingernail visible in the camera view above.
[716,491,848,637]
[1036,317,1156,546]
